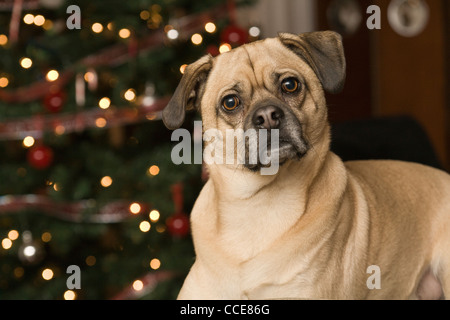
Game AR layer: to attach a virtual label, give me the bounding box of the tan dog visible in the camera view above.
[163,31,450,300]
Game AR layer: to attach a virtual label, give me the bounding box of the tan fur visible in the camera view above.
[171,34,450,300]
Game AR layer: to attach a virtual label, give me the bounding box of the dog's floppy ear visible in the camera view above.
[278,31,346,94]
[163,55,213,130]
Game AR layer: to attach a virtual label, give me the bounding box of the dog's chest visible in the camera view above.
[217,192,305,262]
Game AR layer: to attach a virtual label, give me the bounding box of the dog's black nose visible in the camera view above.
[252,106,284,129]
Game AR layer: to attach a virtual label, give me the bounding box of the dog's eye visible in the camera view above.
[281,78,300,93]
[222,95,240,111]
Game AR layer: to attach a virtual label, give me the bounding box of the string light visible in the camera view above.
[2,238,12,250]
[20,57,33,69]
[64,290,76,300]
[91,22,103,33]
[205,22,217,33]
[0,76,9,88]
[41,232,52,243]
[86,255,96,266]
[149,210,160,222]
[139,221,151,232]
[0,34,8,46]
[95,117,107,128]
[140,10,150,20]
[23,14,34,24]
[179,64,187,74]
[150,258,161,270]
[100,176,113,187]
[98,97,111,109]
[167,29,179,40]
[132,280,144,291]
[118,28,131,39]
[46,70,59,82]
[129,203,141,214]
[148,165,160,176]
[124,89,136,102]
[249,26,261,38]
[22,136,35,148]
[42,268,54,280]
[191,33,203,45]
[8,230,19,241]
[219,43,232,54]
[34,15,45,26]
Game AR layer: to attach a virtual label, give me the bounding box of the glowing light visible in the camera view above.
[139,221,151,232]
[132,280,144,291]
[150,258,161,270]
[0,77,9,88]
[20,57,33,69]
[23,14,34,24]
[64,290,76,300]
[53,183,60,192]
[23,245,36,257]
[8,230,19,241]
[205,22,217,33]
[86,255,96,266]
[167,29,179,40]
[219,43,232,54]
[98,97,111,109]
[54,125,65,135]
[100,176,113,187]
[249,26,261,38]
[148,165,160,176]
[91,22,103,33]
[129,203,141,214]
[179,64,187,74]
[2,238,12,250]
[124,89,136,102]
[95,117,107,128]
[191,33,203,45]
[34,15,45,26]
[46,70,59,82]
[140,10,150,20]
[22,136,35,148]
[107,22,114,31]
[42,268,54,280]
[0,34,8,46]
[42,19,53,30]
[149,210,160,222]
[41,232,52,243]
[118,28,131,39]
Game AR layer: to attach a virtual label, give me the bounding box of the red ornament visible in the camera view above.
[166,213,190,237]
[221,24,248,46]
[166,183,190,237]
[43,90,66,113]
[27,145,54,169]
[206,45,220,57]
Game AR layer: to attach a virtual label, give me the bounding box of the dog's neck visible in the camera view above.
[202,134,346,262]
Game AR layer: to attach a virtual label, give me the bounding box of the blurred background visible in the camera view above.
[0,0,448,299]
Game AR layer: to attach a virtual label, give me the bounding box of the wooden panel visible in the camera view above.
[373,0,447,167]
[317,0,373,124]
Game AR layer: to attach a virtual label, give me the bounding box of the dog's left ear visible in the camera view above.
[163,55,213,130]
[278,31,346,94]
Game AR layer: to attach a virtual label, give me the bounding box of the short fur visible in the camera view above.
[163,31,450,300]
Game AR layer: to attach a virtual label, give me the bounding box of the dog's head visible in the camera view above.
[163,31,346,174]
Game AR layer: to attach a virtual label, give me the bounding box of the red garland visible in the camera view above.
[0,194,150,223]
[0,96,170,140]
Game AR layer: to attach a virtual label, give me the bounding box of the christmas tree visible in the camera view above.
[0,0,256,300]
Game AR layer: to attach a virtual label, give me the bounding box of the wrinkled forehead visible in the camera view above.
[206,38,306,92]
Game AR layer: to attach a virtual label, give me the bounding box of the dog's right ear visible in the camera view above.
[163,55,213,130]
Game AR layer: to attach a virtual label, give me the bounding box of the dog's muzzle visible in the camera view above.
[243,100,309,171]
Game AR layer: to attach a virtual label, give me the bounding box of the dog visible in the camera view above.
[162,31,450,300]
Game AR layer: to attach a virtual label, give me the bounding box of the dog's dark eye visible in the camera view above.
[281,78,300,93]
[222,95,240,111]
